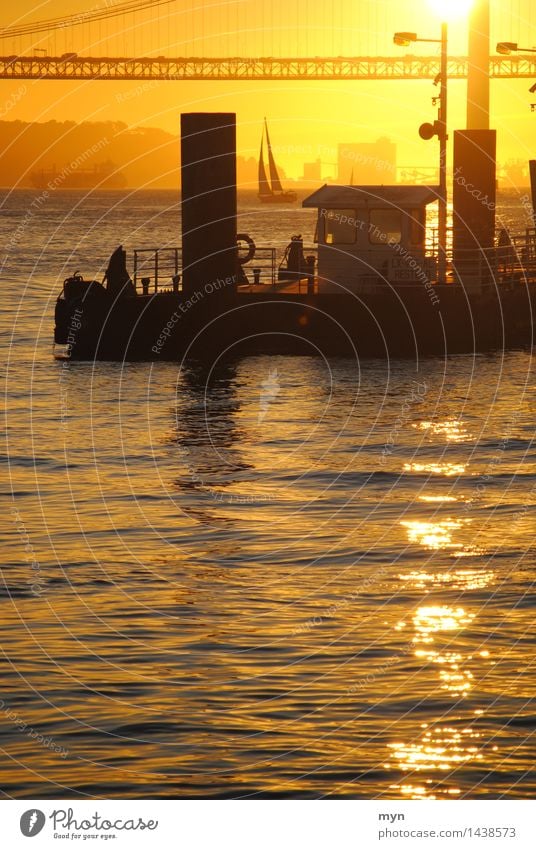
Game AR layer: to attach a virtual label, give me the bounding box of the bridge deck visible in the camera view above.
[1,55,535,81]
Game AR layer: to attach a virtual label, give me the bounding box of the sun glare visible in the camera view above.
[428,0,473,20]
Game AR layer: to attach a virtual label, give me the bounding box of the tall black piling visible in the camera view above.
[180,113,238,297]
[452,129,496,290]
[529,160,536,226]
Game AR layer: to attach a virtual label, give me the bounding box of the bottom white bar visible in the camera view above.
[4,799,535,848]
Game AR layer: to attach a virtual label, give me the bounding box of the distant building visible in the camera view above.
[337,138,397,185]
[501,159,530,189]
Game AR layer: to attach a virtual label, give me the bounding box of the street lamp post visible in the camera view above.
[497,42,536,224]
[394,26,448,286]
[438,23,448,288]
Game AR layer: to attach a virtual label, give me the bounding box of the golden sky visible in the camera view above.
[1,0,535,177]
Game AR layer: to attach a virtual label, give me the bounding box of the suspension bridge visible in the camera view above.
[0,0,534,82]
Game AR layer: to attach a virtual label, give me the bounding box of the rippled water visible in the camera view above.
[2,188,536,799]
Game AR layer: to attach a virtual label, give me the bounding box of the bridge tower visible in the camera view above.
[453,0,495,292]
[467,0,490,129]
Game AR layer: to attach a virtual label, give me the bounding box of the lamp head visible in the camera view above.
[394,32,417,47]
[496,42,518,55]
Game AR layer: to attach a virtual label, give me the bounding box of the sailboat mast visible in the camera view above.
[258,128,271,197]
[265,118,284,194]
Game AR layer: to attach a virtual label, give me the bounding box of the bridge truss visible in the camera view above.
[1,55,535,81]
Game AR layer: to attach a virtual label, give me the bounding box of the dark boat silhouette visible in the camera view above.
[52,112,536,363]
[30,160,126,190]
[258,119,297,204]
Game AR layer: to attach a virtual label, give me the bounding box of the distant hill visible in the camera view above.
[0,120,279,191]
[0,120,179,189]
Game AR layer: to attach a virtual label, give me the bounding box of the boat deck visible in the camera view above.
[130,228,536,297]
[238,279,317,295]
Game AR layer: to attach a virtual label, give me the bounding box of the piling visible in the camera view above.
[180,113,238,297]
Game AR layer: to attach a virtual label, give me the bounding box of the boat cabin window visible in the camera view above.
[369,209,402,245]
[409,208,426,245]
[323,209,358,245]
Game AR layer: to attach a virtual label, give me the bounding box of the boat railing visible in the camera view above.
[493,228,536,278]
[239,247,277,289]
[131,245,313,294]
[425,227,536,285]
[133,247,182,294]
[130,232,536,298]
[239,245,318,292]
[448,228,536,286]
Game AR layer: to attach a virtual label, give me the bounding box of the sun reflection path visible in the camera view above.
[404,462,467,476]
[386,406,498,797]
[388,723,485,798]
[401,519,462,550]
[394,605,479,699]
[414,419,470,443]
[399,569,494,591]
[400,513,486,559]
[387,603,495,798]
[418,495,458,502]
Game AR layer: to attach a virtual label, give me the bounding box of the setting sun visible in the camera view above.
[429,0,473,19]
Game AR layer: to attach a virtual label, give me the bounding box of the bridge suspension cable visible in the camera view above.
[0,0,177,40]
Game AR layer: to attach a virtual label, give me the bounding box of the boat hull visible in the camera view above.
[258,193,297,204]
[55,282,535,361]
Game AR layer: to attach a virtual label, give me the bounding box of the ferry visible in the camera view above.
[32,160,126,190]
[53,160,536,362]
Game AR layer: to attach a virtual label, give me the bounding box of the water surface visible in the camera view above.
[1,188,536,798]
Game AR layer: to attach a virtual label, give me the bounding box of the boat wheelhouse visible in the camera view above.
[302,184,440,294]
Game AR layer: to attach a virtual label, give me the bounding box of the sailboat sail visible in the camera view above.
[258,136,271,197]
[265,120,284,194]
[257,119,297,203]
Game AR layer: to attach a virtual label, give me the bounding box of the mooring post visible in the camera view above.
[180,113,237,297]
[529,160,536,226]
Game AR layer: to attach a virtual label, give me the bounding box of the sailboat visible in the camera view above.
[258,119,298,204]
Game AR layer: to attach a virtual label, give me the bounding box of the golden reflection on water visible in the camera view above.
[400,514,486,559]
[401,519,462,550]
[388,723,485,798]
[418,495,459,502]
[403,462,467,476]
[413,605,474,639]
[388,406,502,798]
[387,600,492,797]
[399,569,494,591]
[396,604,477,697]
[389,724,484,768]
[414,419,470,442]
[390,782,461,799]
